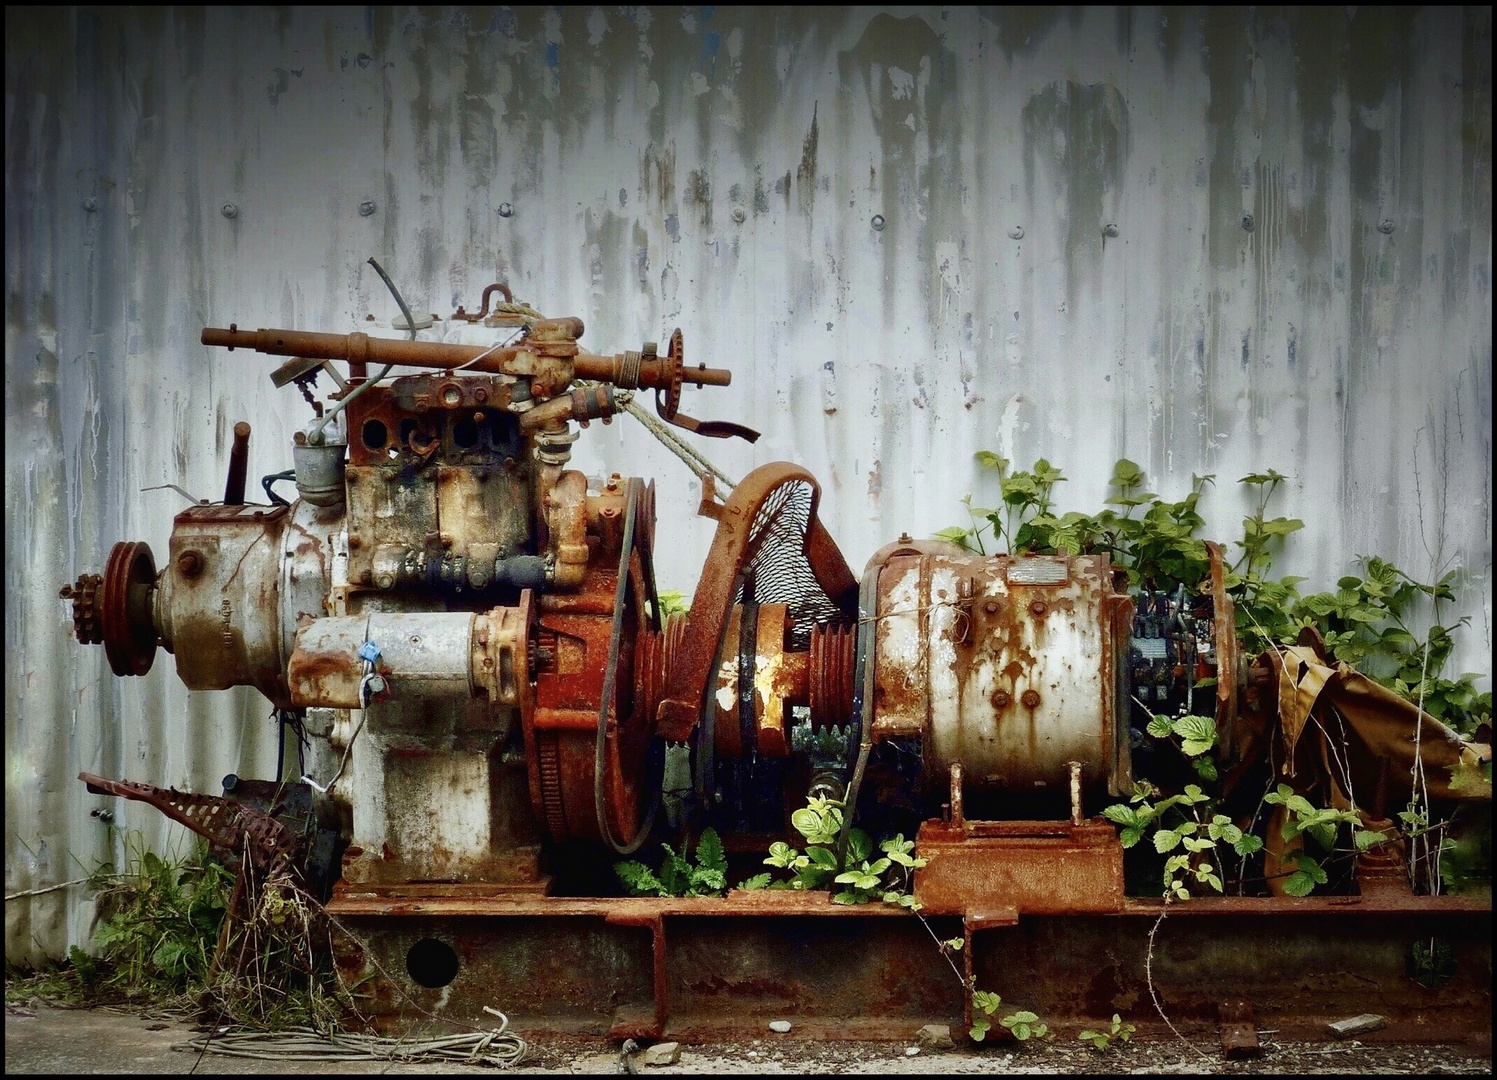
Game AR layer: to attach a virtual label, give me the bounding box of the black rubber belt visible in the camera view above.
[737,601,759,758]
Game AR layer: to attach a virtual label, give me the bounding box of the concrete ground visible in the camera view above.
[5,1003,1491,1075]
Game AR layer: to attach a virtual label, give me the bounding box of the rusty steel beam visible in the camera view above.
[325,890,1490,1044]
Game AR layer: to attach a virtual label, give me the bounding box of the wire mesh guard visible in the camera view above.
[732,478,848,648]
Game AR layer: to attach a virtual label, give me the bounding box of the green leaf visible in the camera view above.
[739,873,773,890]
[1102,804,1137,826]
[1233,834,1264,856]
[696,828,727,876]
[1154,829,1182,854]
[765,841,799,869]
[1172,715,1217,756]
[1147,715,1176,739]
[805,845,838,870]
[970,1018,991,1041]
[943,937,964,951]
[975,451,1008,472]
[831,890,860,905]
[973,989,1003,1015]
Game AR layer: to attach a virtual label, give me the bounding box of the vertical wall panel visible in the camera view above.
[6,6,1491,963]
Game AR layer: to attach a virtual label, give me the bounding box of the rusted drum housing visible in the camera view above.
[871,553,1133,798]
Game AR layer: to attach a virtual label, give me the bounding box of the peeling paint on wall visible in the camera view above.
[5,5,1492,963]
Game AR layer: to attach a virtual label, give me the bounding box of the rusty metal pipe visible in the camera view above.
[201,325,730,389]
[223,421,250,505]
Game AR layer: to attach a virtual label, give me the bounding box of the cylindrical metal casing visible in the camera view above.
[871,553,1133,797]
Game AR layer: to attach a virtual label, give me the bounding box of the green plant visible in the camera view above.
[90,836,234,1001]
[651,590,690,619]
[968,988,1004,1041]
[1001,1009,1050,1041]
[615,828,728,897]
[738,798,926,907]
[1104,779,1263,900]
[1260,783,1379,897]
[1079,1013,1135,1050]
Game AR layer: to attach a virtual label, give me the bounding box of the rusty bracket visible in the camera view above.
[962,907,1019,1034]
[79,772,300,866]
[605,910,667,1040]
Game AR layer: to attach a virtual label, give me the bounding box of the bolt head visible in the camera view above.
[221,203,238,219]
[497,202,514,218]
[176,550,204,578]
[870,213,886,232]
[1102,223,1119,238]
[82,197,98,213]
[1378,218,1395,234]
[1029,600,1048,616]
[992,689,1011,709]
[359,199,377,216]
[1241,213,1255,232]
[1008,225,1024,239]
[983,599,1000,615]
[731,208,746,224]
[1021,689,1041,708]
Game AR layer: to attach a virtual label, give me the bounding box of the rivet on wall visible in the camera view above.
[1378,219,1396,234]
[497,202,514,218]
[359,200,377,217]
[1241,213,1255,232]
[1102,223,1119,238]
[1008,225,1024,239]
[731,208,746,225]
[82,197,98,213]
[870,214,885,232]
[221,203,239,219]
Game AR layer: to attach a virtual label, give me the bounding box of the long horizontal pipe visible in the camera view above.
[201,325,731,387]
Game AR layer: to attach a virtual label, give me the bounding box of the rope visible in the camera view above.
[174,1007,525,1067]
[616,391,737,492]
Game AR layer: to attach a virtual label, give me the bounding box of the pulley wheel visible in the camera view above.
[100,541,158,676]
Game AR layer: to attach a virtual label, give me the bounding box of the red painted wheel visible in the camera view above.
[99,541,158,676]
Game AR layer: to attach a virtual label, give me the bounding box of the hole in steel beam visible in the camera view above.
[406,938,460,989]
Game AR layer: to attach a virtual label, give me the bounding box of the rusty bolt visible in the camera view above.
[358,200,377,217]
[497,202,514,218]
[1021,689,1041,708]
[871,214,886,232]
[221,202,238,219]
[293,430,308,446]
[474,410,486,422]
[375,573,395,589]
[348,536,362,549]
[983,599,1000,615]
[602,507,619,518]
[991,689,1011,709]
[1241,213,1255,232]
[441,535,453,548]
[1029,600,1048,617]
[474,387,489,403]
[176,550,204,578]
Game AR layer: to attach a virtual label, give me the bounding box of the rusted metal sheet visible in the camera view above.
[913,819,1125,916]
[873,553,1133,798]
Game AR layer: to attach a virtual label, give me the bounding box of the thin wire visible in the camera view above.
[305,257,410,445]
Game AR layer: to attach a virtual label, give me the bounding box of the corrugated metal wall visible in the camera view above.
[6,6,1491,964]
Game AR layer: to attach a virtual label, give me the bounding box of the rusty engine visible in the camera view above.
[59,276,1490,1040]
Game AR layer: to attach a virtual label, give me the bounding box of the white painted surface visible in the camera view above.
[5,7,1491,962]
